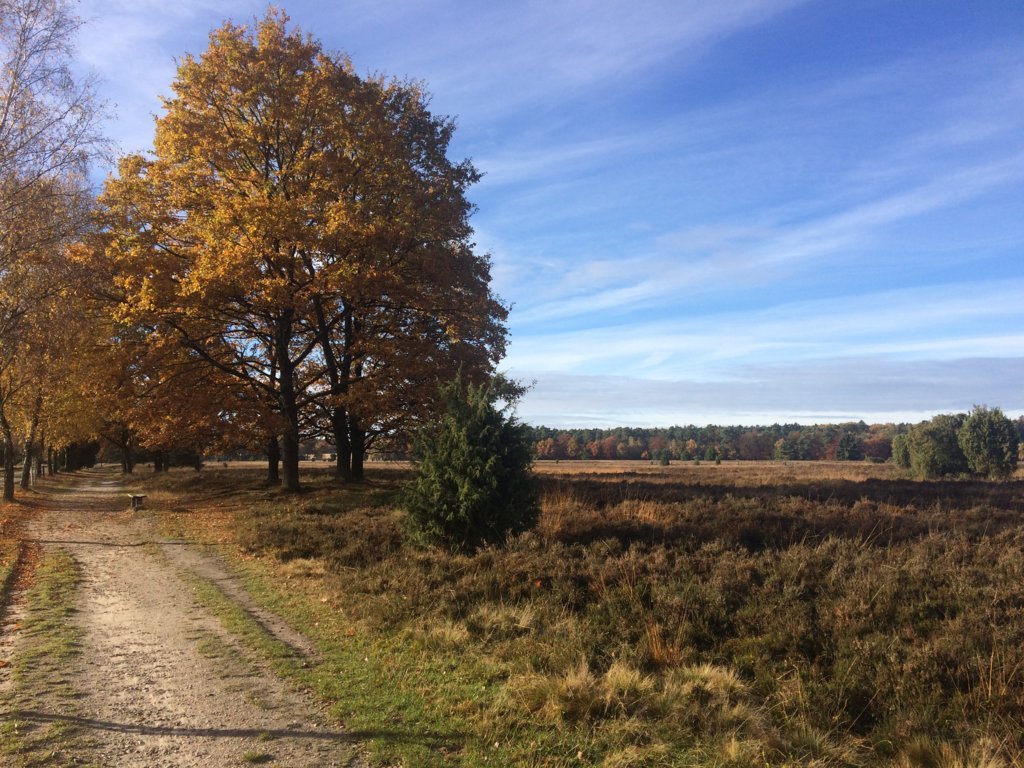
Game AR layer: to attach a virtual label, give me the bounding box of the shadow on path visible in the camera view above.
[13,710,462,749]
[32,540,192,548]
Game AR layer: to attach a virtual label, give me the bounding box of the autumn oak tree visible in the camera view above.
[99,11,506,490]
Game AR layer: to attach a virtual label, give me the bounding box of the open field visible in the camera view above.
[532,459,909,480]
[113,461,1024,766]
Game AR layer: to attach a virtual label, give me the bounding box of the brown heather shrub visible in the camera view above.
[217,464,1024,765]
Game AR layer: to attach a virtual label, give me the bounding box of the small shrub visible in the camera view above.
[405,377,540,551]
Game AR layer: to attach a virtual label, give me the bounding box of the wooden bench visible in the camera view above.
[128,494,147,509]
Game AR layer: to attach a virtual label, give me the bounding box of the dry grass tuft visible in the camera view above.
[602,661,657,716]
[643,622,685,668]
[600,742,670,768]
[466,602,538,642]
[896,737,1008,768]
[416,619,472,651]
[277,557,327,580]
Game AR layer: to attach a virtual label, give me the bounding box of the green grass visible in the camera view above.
[0,548,98,768]
[143,464,1024,767]
[240,749,274,763]
[172,545,502,764]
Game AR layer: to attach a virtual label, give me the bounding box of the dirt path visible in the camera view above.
[4,467,364,767]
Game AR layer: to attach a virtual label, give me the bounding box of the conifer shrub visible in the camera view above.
[405,377,539,551]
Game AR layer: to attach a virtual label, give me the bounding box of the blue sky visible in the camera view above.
[75,0,1024,427]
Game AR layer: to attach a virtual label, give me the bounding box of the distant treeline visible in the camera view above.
[527,418,1024,462]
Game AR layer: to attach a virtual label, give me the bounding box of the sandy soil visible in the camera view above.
[5,467,365,767]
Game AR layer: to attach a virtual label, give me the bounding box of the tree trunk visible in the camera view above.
[20,393,42,490]
[332,407,351,482]
[311,297,352,481]
[154,453,164,472]
[37,429,46,477]
[276,312,301,492]
[120,429,134,474]
[350,418,365,482]
[348,352,365,481]
[267,436,280,485]
[0,412,15,502]
[280,418,301,492]
[47,446,54,475]
[19,440,32,489]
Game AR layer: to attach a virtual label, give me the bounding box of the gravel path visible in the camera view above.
[6,467,364,767]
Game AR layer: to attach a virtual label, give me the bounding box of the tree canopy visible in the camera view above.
[958,405,1018,479]
[95,10,506,490]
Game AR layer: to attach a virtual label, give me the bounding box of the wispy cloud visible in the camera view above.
[353,0,813,119]
[479,38,1024,328]
[504,279,1024,376]
[76,0,257,155]
[503,150,1024,328]
[499,131,1024,325]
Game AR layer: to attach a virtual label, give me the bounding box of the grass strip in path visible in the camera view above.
[0,548,97,768]
[174,538,640,766]
[168,555,473,765]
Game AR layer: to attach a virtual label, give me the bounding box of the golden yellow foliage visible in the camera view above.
[97,10,506,489]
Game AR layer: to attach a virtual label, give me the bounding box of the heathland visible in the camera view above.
[7,459,1012,767]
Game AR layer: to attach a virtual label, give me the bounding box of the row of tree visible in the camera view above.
[529,414,1024,474]
[0,4,507,497]
[528,422,900,463]
[0,0,108,499]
